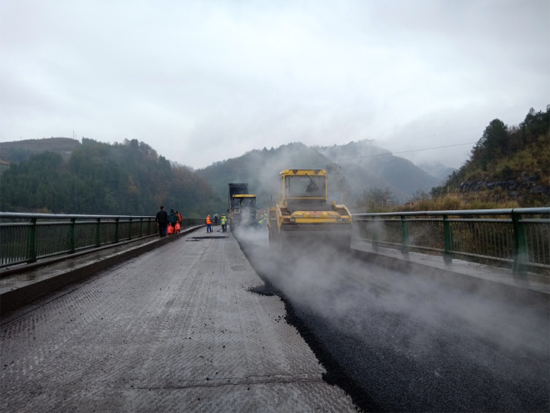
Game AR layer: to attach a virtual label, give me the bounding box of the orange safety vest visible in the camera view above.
[206,216,212,225]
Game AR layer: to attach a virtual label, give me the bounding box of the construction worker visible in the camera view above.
[206,214,213,233]
[176,210,183,232]
[220,214,227,232]
[168,209,177,235]
[258,211,267,226]
[155,206,169,237]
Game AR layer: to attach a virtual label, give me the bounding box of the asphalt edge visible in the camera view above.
[0,226,203,316]
[234,234,379,413]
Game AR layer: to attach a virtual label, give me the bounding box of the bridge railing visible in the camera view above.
[352,208,550,274]
[0,212,204,268]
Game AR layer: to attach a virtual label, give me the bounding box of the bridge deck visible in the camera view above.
[2,227,549,412]
[0,230,355,412]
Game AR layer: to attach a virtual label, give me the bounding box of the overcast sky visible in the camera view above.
[1,0,548,170]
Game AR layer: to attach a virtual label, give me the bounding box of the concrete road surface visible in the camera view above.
[1,231,356,412]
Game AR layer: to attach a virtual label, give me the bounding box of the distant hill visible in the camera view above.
[316,140,440,200]
[197,140,441,210]
[0,137,80,163]
[435,105,550,207]
[418,161,456,184]
[197,143,329,211]
[1,137,80,153]
[0,138,220,216]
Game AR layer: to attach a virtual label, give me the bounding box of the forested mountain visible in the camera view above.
[0,138,220,216]
[197,140,441,209]
[3,105,545,216]
[197,143,330,210]
[0,137,80,175]
[433,106,550,207]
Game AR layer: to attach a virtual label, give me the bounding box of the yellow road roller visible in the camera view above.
[267,169,352,251]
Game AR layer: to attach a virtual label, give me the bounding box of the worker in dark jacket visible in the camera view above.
[167,209,178,234]
[155,206,169,237]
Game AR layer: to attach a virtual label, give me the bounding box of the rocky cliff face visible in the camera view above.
[459,173,550,200]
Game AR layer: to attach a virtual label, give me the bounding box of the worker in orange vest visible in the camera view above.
[206,214,213,233]
[175,210,183,232]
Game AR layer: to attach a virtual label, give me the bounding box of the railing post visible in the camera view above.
[95,218,101,247]
[139,218,143,237]
[27,218,37,263]
[401,215,409,255]
[68,218,76,254]
[371,216,378,251]
[114,218,120,244]
[512,210,527,274]
[128,217,133,241]
[443,214,452,265]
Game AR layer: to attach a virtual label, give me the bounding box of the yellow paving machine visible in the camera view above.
[267,169,352,250]
[228,183,257,231]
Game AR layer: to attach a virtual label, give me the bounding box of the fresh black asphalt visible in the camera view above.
[236,226,549,412]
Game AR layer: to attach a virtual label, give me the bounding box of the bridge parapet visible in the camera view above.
[0,212,204,269]
[352,207,550,275]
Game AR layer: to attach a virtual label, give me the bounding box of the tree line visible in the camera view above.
[362,105,550,211]
[0,138,222,216]
[446,105,549,187]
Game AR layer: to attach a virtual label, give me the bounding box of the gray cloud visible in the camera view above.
[1,0,548,169]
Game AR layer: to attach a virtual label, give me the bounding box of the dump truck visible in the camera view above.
[228,183,257,230]
[267,169,352,250]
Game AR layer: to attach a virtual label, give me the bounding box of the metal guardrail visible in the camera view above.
[352,208,550,274]
[0,212,204,268]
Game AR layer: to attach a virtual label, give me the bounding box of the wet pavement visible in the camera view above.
[1,235,159,290]
[0,229,356,412]
[2,225,549,412]
[351,238,550,294]
[236,226,550,412]
[0,227,204,314]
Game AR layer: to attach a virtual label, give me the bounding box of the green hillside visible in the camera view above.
[0,137,80,162]
[0,137,81,175]
[0,138,221,216]
[432,106,550,208]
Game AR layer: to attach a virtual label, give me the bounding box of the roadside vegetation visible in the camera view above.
[358,106,550,212]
